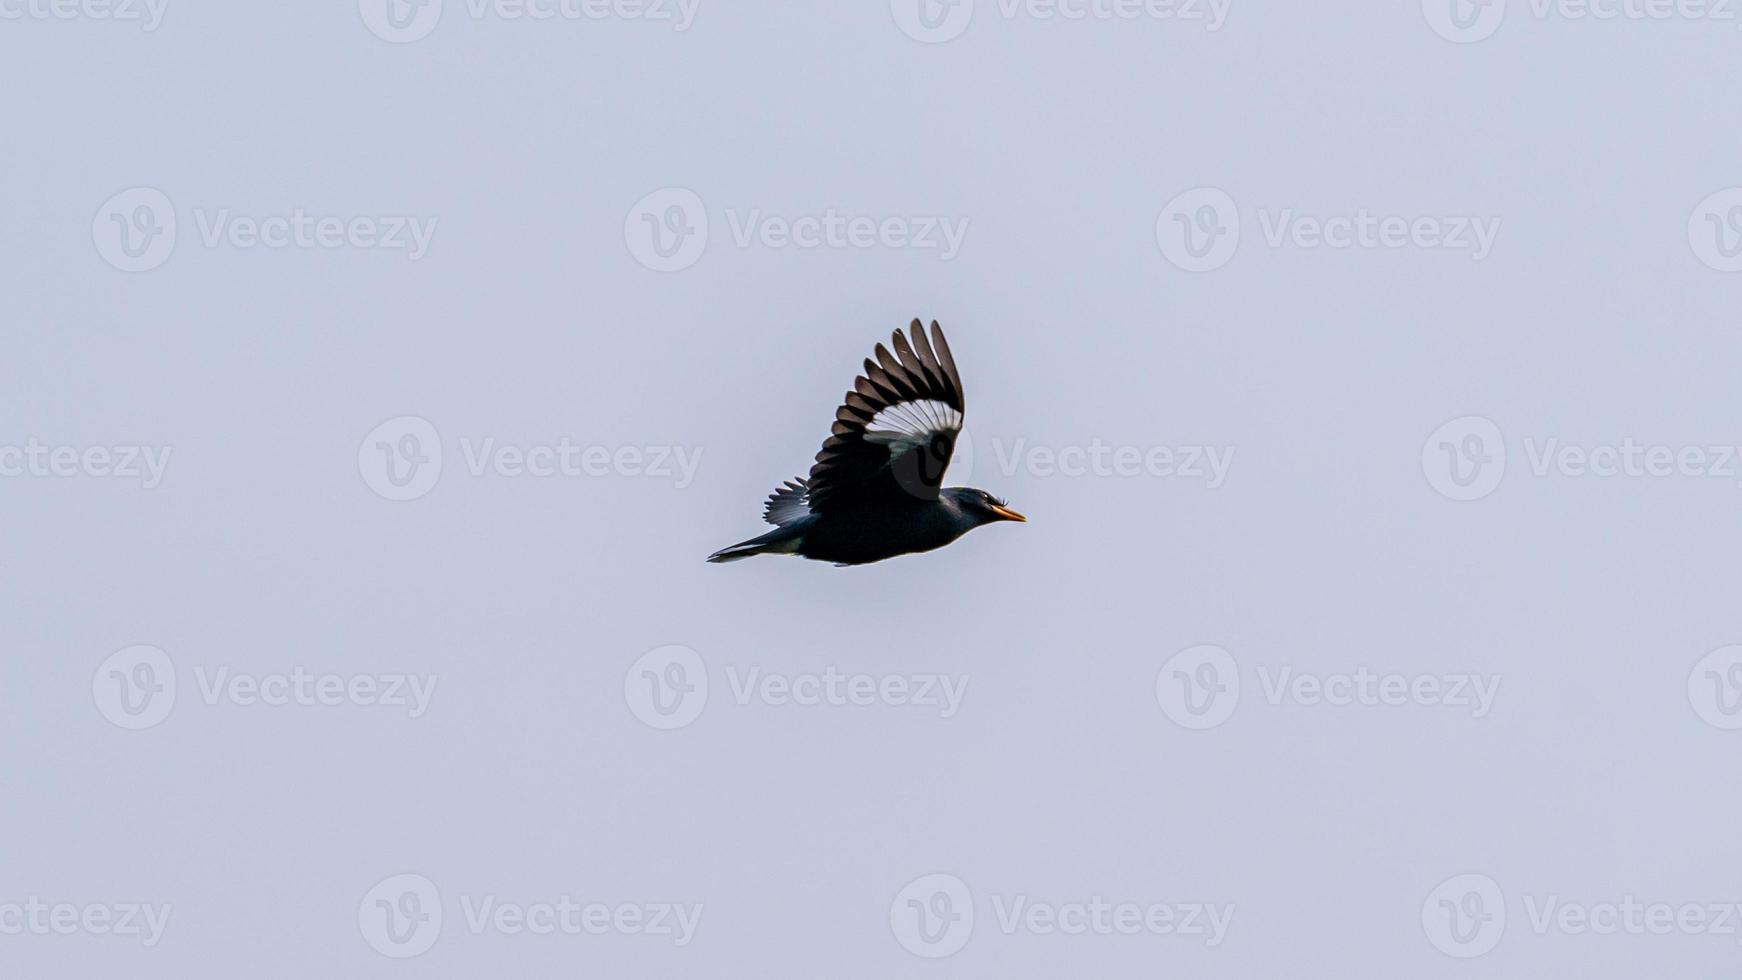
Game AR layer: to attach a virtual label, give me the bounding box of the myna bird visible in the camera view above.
[708,319,1025,566]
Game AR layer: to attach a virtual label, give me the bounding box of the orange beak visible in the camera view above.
[990,504,1027,523]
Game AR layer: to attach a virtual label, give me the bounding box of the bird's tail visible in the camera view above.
[705,526,803,563]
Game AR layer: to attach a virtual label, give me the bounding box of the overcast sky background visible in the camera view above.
[5,0,1742,976]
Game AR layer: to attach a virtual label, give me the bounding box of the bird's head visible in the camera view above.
[946,487,1027,527]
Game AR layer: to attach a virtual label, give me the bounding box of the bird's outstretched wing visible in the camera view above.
[762,479,811,526]
[806,319,965,511]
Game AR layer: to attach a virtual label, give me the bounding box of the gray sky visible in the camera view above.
[6,1,1742,976]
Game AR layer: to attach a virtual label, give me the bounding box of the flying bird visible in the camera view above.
[707,319,1025,566]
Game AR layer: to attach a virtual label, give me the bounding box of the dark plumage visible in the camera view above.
[708,319,1025,566]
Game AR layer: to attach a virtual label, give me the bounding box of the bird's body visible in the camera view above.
[799,491,982,564]
[708,320,1024,566]
[711,487,1000,565]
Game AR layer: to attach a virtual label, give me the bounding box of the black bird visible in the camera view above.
[707,319,1025,566]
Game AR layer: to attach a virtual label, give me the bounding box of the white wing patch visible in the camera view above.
[863,399,963,456]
